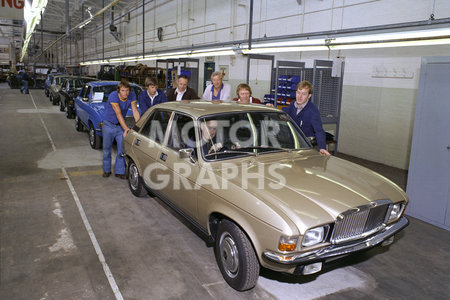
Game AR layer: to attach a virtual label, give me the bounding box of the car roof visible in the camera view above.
[153,100,280,118]
[66,76,97,81]
[88,80,141,88]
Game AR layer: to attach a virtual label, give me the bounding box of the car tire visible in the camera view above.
[49,94,53,103]
[59,100,65,112]
[128,161,148,197]
[89,123,102,149]
[75,115,83,132]
[67,109,74,119]
[45,89,49,97]
[52,95,58,105]
[215,219,259,291]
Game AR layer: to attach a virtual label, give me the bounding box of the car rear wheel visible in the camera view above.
[215,219,259,291]
[128,161,147,197]
[67,108,74,119]
[89,123,102,149]
[75,115,83,132]
[59,99,65,112]
[52,95,58,105]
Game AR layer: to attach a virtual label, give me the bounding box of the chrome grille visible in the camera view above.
[331,200,391,244]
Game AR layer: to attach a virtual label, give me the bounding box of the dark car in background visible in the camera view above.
[45,73,62,97]
[59,76,97,118]
[49,75,72,105]
[74,81,142,149]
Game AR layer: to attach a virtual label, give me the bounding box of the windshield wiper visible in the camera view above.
[204,150,257,158]
[238,146,291,153]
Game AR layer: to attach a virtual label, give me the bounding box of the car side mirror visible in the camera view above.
[179,148,196,163]
[308,136,317,146]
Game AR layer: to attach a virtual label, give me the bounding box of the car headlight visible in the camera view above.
[278,236,298,252]
[302,226,328,247]
[387,202,405,222]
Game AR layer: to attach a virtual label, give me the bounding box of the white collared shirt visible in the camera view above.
[175,88,186,101]
[294,100,308,115]
[148,90,159,105]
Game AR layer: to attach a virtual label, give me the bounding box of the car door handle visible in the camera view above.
[135,139,141,146]
[160,152,167,161]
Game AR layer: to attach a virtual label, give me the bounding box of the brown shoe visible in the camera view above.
[115,174,126,179]
[103,172,111,177]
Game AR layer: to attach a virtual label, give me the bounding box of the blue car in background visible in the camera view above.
[74,81,143,149]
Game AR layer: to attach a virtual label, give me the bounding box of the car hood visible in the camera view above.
[210,151,408,232]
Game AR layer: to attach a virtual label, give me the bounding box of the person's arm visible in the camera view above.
[221,84,231,102]
[111,102,128,131]
[131,101,140,122]
[166,89,174,101]
[138,93,148,114]
[159,90,168,103]
[187,87,199,100]
[202,86,210,100]
[311,111,330,155]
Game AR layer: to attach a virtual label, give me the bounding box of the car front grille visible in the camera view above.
[330,200,391,244]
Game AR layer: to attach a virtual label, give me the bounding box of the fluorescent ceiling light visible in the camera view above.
[79,26,450,66]
[21,0,48,61]
[333,27,450,44]
[329,38,450,50]
[243,46,328,54]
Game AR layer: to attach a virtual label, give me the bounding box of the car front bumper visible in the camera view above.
[263,216,409,266]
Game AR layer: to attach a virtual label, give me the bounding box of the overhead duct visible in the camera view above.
[110,6,121,42]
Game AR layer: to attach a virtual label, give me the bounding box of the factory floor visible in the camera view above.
[1,83,449,300]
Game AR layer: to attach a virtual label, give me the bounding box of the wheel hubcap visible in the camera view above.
[89,128,94,145]
[219,232,239,278]
[129,164,139,190]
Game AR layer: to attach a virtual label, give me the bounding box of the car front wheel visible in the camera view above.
[128,161,147,197]
[59,99,65,112]
[215,219,259,291]
[89,124,101,149]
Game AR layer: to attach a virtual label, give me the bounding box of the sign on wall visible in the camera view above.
[0,0,24,20]
[219,65,229,81]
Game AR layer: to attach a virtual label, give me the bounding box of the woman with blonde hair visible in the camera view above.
[233,83,261,104]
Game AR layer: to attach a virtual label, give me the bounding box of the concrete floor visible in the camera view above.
[1,83,449,300]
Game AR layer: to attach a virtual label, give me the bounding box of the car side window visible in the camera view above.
[140,110,172,144]
[81,86,91,101]
[167,113,195,151]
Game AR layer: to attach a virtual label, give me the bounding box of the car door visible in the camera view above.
[131,109,172,193]
[158,112,200,220]
[76,85,91,126]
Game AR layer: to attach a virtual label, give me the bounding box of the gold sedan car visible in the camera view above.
[123,101,409,291]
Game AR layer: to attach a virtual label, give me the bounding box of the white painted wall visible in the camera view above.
[70,0,450,169]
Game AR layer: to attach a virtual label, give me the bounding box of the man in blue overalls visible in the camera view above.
[102,79,141,178]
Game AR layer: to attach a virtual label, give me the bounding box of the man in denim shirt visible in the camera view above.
[102,79,141,178]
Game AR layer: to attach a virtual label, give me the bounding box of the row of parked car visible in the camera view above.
[45,74,143,149]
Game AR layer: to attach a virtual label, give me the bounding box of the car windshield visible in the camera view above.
[198,111,311,161]
[92,85,140,102]
[55,77,65,84]
[74,78,93,89]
